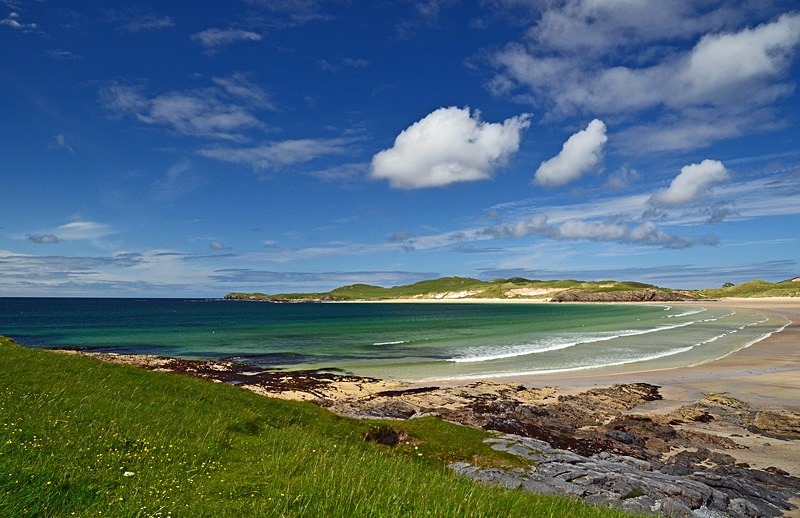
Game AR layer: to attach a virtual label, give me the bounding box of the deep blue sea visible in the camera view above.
[0,298,788,381]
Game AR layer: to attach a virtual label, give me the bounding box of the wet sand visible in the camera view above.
[500,299,800,411]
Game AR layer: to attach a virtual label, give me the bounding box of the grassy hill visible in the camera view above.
[226,276,799,302]
[0,337,632,517]
[225,276,682,302]
[696,278,800,299]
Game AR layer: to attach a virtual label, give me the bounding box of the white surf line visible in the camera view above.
[687,318,790,368]
[427,345,696,382]
[372,340,408,346]
[448,320,699,363]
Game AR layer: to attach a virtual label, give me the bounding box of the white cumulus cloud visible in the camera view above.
[652,159,728,206]
[491,9,800,153]
[370,106,531,189]
[534,119,607,187]
[680,13,800,104]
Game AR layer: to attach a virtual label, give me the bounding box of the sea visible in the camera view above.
[0,298,789,382]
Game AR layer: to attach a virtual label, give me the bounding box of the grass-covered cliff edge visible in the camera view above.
[224,276,800,302]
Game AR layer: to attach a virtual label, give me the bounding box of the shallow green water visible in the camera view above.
[0,298,787,381]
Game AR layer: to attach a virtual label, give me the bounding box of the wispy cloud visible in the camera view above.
[49,134,74,152]
[100,77,265,141]
[56,221,115,241]
[0,250,208,296]
[47,49,81,60]
[211,74,274,109]
[199,137,352,172]
[1,11,38,32]
[393,0,458,39]
[27,234,60,244]
[242,0,337,28]
[318,57,369,73]
[477,214,702,250]
[210,268,438,291]
[192,28,262,48]
[151,159,207,201]
[105,8,174,33]
[309,162,369,183]
[371,106,531,188]
[605,166,641,191]
[392,163,800,253]
[479,259,798,290]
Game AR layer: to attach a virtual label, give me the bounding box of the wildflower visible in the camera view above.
[123,471,135,477]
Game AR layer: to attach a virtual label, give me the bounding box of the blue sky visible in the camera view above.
[2,0,799,297]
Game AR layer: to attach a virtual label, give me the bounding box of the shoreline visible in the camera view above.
[495,298,800,409]
[49,296,800,515]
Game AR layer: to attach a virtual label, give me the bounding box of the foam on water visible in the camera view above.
[688,321,790,367]
[429,345,697,382]
[666,307,707,318]
[449,320,699,363]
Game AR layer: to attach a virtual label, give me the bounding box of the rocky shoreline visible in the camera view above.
[61,351,800,517]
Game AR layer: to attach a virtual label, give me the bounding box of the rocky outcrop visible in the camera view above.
[451,435,800,517]
[551,289,696,302]
[350,382,800,517]
[71,352,800,517]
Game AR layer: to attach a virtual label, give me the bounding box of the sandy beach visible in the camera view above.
[502,298,800,408]
[72,297,800,516]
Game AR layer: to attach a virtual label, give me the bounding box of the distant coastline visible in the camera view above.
[224,275,800,303]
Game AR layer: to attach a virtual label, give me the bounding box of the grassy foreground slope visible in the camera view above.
[0,337,631,517]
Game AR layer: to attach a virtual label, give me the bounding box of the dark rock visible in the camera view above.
[360,400,417,419]
[551,289,696,302]
[453,434,799,517]
[606,429,645,447]
[363,426,403,446]
[374,386,439,397]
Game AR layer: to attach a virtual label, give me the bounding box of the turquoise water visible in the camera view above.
[0,298,788,381]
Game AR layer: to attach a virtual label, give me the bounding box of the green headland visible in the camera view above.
[224,276,800,302]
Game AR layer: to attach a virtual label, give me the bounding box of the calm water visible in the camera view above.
[0,298,788,381]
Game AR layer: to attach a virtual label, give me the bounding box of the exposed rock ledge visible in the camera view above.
[65,351,799,517]
[551,289,697,302]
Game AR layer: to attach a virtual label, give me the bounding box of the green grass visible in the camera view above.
[0,337,634,517]
[696,279,800,298]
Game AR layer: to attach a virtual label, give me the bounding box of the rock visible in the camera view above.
[359,400,417,419]
[363,426,405,446]
[551,289,696,302]
[751,410,800,440]
[453,433,798,517]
